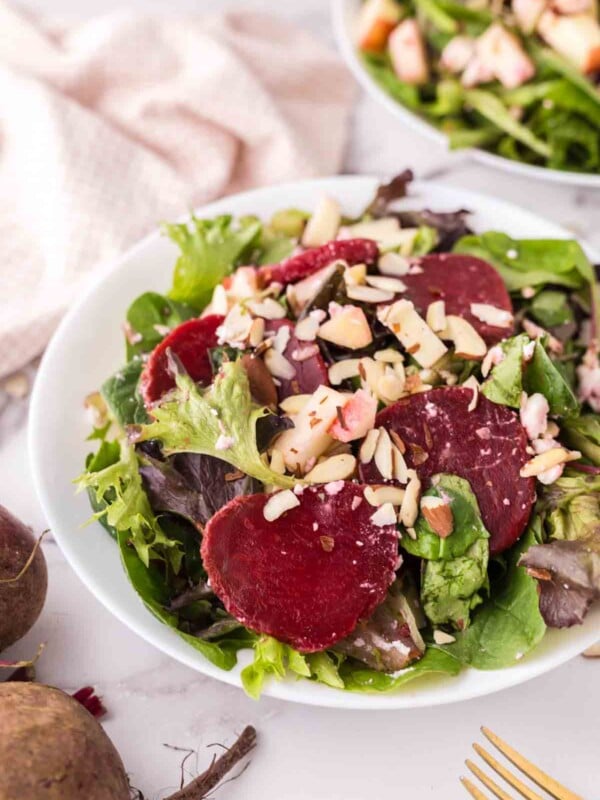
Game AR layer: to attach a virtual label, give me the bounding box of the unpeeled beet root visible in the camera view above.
[0,505,47,652]
[201,483,399,651]
[0,683,130,800]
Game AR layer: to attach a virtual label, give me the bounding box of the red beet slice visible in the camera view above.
[359,387,535,554]
[201,483,399,652]
[258,239,379,286]
[401,254,513,346]
[140,315,223,407]
[265,319,329,401]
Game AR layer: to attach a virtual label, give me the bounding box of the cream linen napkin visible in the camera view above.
[0,3,354,379]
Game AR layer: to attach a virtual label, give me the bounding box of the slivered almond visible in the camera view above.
[470,302,513,328]
[378,300,447,369]
[263,490,300,521]
[346,284,395,303]
[378,251,410,277]
[426,300,446,333]
[305,453,357,483]
[399,472,421,527]
[328,358,361,385]
[264,348,296,380]
[344,263,367,286]
[279,393,311,414]
[374,428,393,479]
[392,444,408,482]
[364,485,406,507]
[370,502,398,527]
[420,495,453,537]
[248,318,265,347]
[377,369,405,403]
[374,348,404,363]
[439,315,487,359]
[520,448,581,478]
[247,298,287,320]
[294,316,320,342]
[359,428,380,464]
[365,275,407,293]
[462,375,480,412]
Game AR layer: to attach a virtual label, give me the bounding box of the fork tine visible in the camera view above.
[461,776,492,799]
[481,729,584,800]
[473,743,545,800]
[466,758,514,800]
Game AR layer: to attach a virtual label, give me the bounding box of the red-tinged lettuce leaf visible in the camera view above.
[520,536,600,628]
[364,169,414,217]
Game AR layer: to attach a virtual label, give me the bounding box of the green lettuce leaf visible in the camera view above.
[101,357,149,428]
[561,416,600,466]
[339,647,460,693]
[529,289,573,328]
[402,474,490,560]
[538,470,600,542]
[454,232,594,291]
[241,636,310,699]
[131,359,295,488]
[125,292,196,359]
[442,525,546,669]
[481,334,528,408]
[305,652,345,689]
[166,214,261,311]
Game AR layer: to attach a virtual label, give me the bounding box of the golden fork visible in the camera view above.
[461,727,584,800]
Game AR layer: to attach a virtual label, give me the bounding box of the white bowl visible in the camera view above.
[29,175,600,709]
[332,0,600,188]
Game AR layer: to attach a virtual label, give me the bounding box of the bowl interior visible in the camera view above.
[29,175,600,709]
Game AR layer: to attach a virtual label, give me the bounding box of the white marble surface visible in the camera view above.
[2,1,599,797]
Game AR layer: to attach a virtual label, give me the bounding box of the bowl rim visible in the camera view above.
[330,0,600,188]
[29,174,600,709]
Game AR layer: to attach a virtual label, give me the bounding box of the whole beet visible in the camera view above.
[0,504,48,650]
[0,683,130,800]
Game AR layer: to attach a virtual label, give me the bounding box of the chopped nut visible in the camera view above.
[374,427,393,480]
[359,428,380,464]
[370,502,398,527]
[364,485,406,506]
[433,630,456,645]
[377,369,405,404]
[374,348,404,364]
[305,454,357,483]
[378,251,410,277]
[426,300,446,333]
[247,297,287,320]
[294,316,320,342]
[439,315,487,359]
[399,472,421,527]
[328,358,362,385]
[264,348,296,380]
[420,495,453,537]
[318,305,373,349]
[520,448,581,478]
[248,317,266,347]
[320,534,335,552]
[263,490,301,521]
[470,302,513,328]
[462,375,480,412]
[392,444,408,482]
[365,274,407,293]
[346,284,395,304]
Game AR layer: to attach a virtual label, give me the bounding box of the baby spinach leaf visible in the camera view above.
[339,647,460,693]
[481,334,528,408]
[101,358,149,428]
[402,474,490,560]
[442,525,546,669]
[131,359,296,488]
[529,290,573,328]
[523,341,579,417]
[166,214,261,311]
[125,292,196,359]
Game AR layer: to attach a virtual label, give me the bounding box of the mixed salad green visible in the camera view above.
[78,172,600,697]
[355,0,600,173]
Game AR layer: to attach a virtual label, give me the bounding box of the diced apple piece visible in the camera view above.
[476,23,535,88]
[378,300,447,368]
[318,305,373,350]
[276,385,346,471]
[440,36,476,73]
[329,389,378,443]
[537,11,600,73]
[388,19,430,85]
[302,196,341,248]
[513,0,548,33]
[357,0,402,52]
[551,0,593,14]
[341,217,401,244]
[461,56,494,87]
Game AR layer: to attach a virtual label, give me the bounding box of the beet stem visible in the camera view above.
[163,726,256,800]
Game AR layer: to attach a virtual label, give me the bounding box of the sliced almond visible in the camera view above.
[346,284,395,304]
[370,502,398,527]
[358,357,386,394]
[328,358,362,385]
[374,348,404,364]
[399,472,421,527]
[264,348,296,380]
[247,297,287,320]
[391,444,409,483]
[378,299,447,369]
[305,453,357,483]
[218,303,253,345]
[364,485,406,507]
[263,489,300,521]
[470,302,513,328]
[378,251,410,276]
[302,195,341,247]
[374,427,393,479]
[294,316,320,342]
[344,263,367,286]
[248,317,265,347]
[359,428,380,464]
[365,274,407,293]
[462,375,480,412]
[520,448,581,478]
[439,315,487,359]
[426,300,446,333]
[279,393,312,415]
[420,495,454,537]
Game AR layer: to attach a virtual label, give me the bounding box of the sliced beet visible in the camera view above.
[359,387,535,554]
[265,319,329,401]
[401,254,513,345]
[201,483,399,652]
[258,239,379,286]
[140,315,223,407]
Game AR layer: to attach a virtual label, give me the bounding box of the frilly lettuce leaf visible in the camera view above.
[241,636,310,699]
[166,214,261,311]
[561,415,600,466]
[130,359,296,489]
[538,470,600,543]
[339,647,460,693]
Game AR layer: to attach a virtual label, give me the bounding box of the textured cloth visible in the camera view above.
[0,2,354,377]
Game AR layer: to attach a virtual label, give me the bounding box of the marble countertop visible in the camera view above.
[3,1,599,797]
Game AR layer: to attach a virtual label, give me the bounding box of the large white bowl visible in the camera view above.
[332,0,600,188]
[30,175,600,709]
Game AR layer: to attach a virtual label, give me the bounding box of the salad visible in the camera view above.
[354,0,600,173]
[78,172,600,698]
